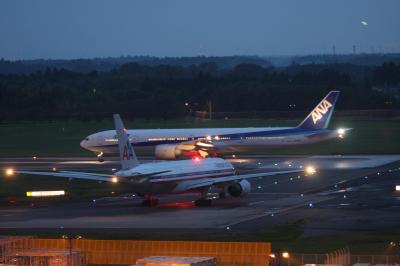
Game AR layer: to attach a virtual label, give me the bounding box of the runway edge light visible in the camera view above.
[396,185,400,191]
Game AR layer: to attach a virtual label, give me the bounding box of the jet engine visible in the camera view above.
[227,180,251,197]
[154,143,206,160]
[154,144,182,160]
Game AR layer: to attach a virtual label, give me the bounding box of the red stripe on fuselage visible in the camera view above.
[150,173,234,183]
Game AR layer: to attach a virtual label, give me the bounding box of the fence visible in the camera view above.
[29,239,271,266]
[0,236,83,266]
[0,236,32,263]
[2,237,399,266]
[270,252,400,266]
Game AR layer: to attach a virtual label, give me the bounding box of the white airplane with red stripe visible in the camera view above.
[9,114,306,206]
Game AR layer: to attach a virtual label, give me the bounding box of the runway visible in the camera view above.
[2,154,400,171]
[0,155,399,233]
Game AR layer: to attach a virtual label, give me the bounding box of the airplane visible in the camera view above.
[6,114,310,207]
[80,91,350,161]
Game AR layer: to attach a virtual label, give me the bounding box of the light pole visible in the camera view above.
[281,252,290,266]
[269,251,291,266]
[62,235,82,266]
[269,253,276,266]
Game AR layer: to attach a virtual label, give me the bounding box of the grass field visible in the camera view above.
[0,117,399,157]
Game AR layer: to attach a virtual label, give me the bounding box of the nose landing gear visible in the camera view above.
[97,152,104,162]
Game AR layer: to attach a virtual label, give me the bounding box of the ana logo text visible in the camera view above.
[311,100,332,124]
[122,140,134,160]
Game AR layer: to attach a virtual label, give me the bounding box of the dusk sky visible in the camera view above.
[1,0,399,59]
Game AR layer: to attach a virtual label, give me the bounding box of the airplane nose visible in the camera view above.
[80,139,88,149]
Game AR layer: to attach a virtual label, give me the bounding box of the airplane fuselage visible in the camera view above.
[80,91,345,160]
[116,157,235,195]
[82,126,340,154]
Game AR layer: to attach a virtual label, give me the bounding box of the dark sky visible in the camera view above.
[1,0,399,59]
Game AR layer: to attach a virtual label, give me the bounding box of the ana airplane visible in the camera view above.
[81,91,349,161]
[7,114,308,206]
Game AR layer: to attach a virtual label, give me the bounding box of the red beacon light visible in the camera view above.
[192,156,201,162]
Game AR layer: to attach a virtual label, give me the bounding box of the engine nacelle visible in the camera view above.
[227,180,251,197]
[154,144,181,160]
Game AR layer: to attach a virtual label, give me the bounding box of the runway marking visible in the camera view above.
[223,196,334,228]
[251,192,299,195]
[248,201,265,206]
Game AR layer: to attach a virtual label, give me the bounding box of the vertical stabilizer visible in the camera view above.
[297,91,340,130]
[113,114,139,170]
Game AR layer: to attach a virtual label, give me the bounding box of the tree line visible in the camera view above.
[0,62,399,121]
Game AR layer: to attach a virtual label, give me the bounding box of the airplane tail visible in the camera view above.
[297,90,340,130]
[113,114,140,170]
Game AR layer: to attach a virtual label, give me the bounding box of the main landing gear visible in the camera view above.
[194,190,213,207]
[141,196,159,207]
[194,198,212,207]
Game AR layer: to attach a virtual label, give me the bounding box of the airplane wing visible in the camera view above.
[15,170,115,182]
[179,169,303,191]
[13,169,171,183]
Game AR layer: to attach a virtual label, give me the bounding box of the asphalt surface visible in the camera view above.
[0,155,399,233]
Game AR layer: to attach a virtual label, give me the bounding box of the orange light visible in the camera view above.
[305,166,316,175]
[282,252,290,259]
[5,168,14,176]
[111,177,118,183]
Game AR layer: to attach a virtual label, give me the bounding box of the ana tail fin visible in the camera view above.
[297,90,340,130]
[113,114,139,170]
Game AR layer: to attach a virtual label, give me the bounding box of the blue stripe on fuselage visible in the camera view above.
[93,127,330,149]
